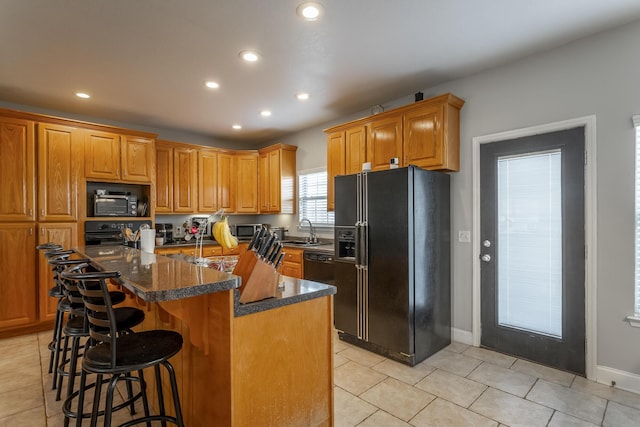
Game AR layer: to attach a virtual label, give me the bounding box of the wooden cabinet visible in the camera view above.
[326,131,345,212]
[0,224,37,331]
[324,93,464,209]
[236,152,259,213]
[258,144,297,214]
[155,141,174,213]
[403,98,461,171]
[278,247,304,279]
[345,126,367,174]
[173,145,198,213]
[0,117,35,221]
[198,148,219,213]
[180,245,222,258]
[121,136,154,183]
[85,131,154,183]
[84,130,121,180]
[37,223,77,322]
[37,123,82,221]
[217,151,236,213]
[368,114,403,171]
[155,140,198,214]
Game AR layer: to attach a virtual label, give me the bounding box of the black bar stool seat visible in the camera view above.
[62,268,185,427]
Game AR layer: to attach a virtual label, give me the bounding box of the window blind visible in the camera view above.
[298,170,334,226]
[634,115,640,315]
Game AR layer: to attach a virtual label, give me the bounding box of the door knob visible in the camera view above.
[483,240,491,247]
[481,254,491,262]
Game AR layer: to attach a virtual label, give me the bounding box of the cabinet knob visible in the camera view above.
[41,209,45,216]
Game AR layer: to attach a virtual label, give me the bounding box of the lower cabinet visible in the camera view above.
[278,247,304,279]
[0,223,37,332]
[37,223,78,322]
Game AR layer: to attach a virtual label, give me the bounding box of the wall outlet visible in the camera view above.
[458,230,471,243]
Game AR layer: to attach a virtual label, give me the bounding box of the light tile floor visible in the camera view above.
[2,330,640,426]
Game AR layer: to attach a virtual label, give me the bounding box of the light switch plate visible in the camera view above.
[458,230,471,243]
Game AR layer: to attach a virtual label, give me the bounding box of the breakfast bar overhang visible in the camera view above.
[77,245,336,427]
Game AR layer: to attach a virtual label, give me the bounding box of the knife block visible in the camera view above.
[232,251,278,303]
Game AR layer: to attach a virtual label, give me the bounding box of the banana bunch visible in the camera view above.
[213,217,238,249]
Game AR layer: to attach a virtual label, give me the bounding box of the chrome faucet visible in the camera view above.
[299,217,318,244]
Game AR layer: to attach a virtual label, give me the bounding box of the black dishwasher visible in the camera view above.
[303,251,335,286]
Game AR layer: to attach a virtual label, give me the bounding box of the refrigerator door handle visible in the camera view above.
[360,222,368,268]
[354,222,361,267]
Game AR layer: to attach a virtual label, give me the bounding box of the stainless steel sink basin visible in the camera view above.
[281,240,323,247]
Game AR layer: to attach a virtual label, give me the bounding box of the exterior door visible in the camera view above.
[480,127,585,375]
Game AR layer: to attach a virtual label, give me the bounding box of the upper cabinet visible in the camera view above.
[217,151,236,213]
[258,144,297,214]
[368,114,403,172]
[236,152,259,214]
[403,100,460,171]
[155,140,198,214]
[326,132,345,212]
[37,123,82,221]
[155,141,174,213]
[198,148,219,213]
[0,117,35,221]
[121,136,154,183]
[325,93,464,209]
[85,130,154,183]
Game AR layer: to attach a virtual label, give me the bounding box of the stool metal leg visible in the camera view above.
[164,361,185,427]
[154,364,167,427]
[91,373,103,427]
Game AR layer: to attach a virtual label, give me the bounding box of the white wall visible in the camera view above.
[278,20,640,377]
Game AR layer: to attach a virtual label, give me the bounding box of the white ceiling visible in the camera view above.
[2,0,640,144]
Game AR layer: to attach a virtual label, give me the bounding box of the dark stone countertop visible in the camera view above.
[75,245,336,317]
[75,245,239,302]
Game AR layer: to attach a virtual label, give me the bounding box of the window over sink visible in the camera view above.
[298,168,334,228]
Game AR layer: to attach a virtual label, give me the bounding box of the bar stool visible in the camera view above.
[36,243,64,375]
[62,268,184,427]
[57,262,146,427]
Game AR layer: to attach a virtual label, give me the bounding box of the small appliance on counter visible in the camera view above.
[230,223,264,241]
[156,223,174,244]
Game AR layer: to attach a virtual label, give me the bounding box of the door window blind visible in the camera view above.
[634,115,640,315]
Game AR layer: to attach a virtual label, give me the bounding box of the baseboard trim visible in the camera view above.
[595,365,640,394]
[452,328,474,345]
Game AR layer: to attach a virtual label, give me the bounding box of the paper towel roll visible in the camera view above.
[140,229,156,254]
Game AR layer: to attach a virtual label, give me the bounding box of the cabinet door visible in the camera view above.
[37,123,82,221]
[0,117,35,221]
[367,114,403,171]
[37,223,77,322]
[236,153,258,213]
[267,150,281,212]
[326,132,345,212]
[217,152,236,213]
[0,223,36,330]
[403,103,444,168]
[198,149,218,213]
[173,146,198,213]
[155,142,174,213]
[84,130,121,180]
[345,126,367,174]
[258,153,269,213]
[121,136,154,183]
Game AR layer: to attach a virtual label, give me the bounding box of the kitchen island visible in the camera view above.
[76,245,336,427]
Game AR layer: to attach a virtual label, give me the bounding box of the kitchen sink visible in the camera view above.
[281,240,323,247]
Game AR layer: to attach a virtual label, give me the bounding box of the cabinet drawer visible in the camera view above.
[283,249,303,263]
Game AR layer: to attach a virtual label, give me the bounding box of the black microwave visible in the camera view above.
[94,194,138,217]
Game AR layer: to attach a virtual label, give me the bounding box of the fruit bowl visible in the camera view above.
[206,256,239,272]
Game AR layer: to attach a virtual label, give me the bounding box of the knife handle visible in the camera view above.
[274,252,286,270]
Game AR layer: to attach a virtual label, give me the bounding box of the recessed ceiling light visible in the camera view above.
[75,92,90,99]
[239,50,260,62]
[260,110,272,117]
[296,2,323,21]
[232,124,242,130]
[296,92,310,101]
[205,81,219,89]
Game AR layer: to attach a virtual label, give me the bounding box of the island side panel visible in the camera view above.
[232,295,334,427]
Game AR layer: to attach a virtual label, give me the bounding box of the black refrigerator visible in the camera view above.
[334,166,450,366]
